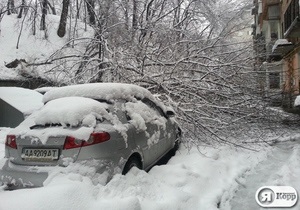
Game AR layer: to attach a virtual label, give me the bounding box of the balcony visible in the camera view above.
[284,17,300,38]
[283,0,300,38]
[269,39,294,60]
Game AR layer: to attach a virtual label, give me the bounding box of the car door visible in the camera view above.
[125,99,167,168]
[141,99,170,158]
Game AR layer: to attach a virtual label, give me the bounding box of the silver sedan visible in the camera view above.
[0,83,181,188]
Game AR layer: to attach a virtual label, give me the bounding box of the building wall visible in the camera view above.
[281,0,300,101]
[282,51,300,107]
[263,0,300,107]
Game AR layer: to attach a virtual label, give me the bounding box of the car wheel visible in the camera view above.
[122,156,142,175]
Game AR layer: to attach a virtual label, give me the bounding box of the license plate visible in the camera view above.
[22,148,59,161]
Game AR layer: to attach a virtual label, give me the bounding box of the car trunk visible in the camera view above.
[8,135,81,166]
[5,97,114,167]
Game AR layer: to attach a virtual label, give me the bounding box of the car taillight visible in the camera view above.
[5,135,17,149]
[63,132,110,150]
[63,136,83,150]
[82,132,110,146]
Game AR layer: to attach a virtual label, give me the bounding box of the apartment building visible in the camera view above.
[252,0,300,108]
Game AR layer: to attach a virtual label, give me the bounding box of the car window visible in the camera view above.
[125,99,168,130]
[141,98,166,118]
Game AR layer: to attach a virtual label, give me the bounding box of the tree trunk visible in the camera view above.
[132,0,137,29]
[86,0,95,25]
[17,0,26,19]
[6,0,17,15]
[48,2,56,15]
[40,0,48,30]
[123,0,129,31]
[10,0,17,13]
[32,1,37,35]
[57,0,70,37]
[6,0,11,15]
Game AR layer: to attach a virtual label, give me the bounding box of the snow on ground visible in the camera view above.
[0,14,63,80]
[0,14,93,83]
[222,141,300,210]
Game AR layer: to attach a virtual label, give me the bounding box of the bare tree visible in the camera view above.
[40,0,47,31]
[47,1,56,15]
[7,0,286,146]
[6,0,17,15]
[85,0,95,25]
[17,0,26,18]
[57,0,70,37]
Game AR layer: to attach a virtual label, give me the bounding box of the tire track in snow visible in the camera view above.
[222,141,299,210]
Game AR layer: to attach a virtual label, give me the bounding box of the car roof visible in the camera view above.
[43,83,167,112]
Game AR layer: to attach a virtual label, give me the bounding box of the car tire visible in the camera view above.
[122,156,142,175]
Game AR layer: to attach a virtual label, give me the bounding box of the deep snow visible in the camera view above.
[222,141,300,210]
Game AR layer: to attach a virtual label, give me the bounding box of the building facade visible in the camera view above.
[253,0,300,108]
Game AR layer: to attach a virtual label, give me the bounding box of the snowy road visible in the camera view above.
[222,141,300,210]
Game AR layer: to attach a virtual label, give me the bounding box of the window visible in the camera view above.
[268,5,280,20]
[284,0,299,33]
[141,98,165,118]
[269,72,280,89]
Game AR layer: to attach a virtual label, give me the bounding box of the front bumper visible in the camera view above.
[0,159,49,188]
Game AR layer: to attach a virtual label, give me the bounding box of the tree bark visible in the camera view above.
[17,0,26,19]
[7,0,17,15]
[48,1,56,15]
[132,0,137,29]
[32,1,37,35]
[86,0,95,26]
[40,0,48,31]
[57,0,70,37]
[6,0,11,15]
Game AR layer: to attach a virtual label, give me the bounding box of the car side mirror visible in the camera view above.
[166,110,175,117]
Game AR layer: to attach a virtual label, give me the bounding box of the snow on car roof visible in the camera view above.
[0,87,43,115]
[43,83,155,104]
[34,97,110,127]
[43,83,169,113]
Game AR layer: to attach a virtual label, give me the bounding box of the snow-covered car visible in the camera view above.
[0,83,181,189]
